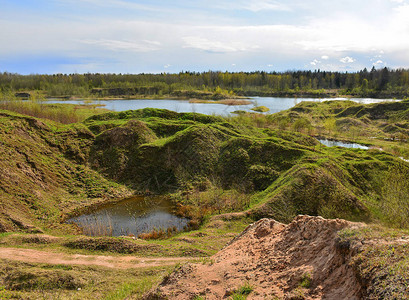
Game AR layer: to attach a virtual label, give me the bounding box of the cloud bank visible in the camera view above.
[1,0,409,73]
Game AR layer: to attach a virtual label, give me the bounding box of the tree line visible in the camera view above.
[1,67,408,98]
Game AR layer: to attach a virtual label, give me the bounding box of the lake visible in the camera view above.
[67,196,189,237]
[47,97,399,116]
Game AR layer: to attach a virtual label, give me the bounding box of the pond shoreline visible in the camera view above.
[67,195,189,237]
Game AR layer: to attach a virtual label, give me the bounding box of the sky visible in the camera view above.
[1,0,409,74]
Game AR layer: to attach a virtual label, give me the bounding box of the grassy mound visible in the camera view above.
[0,110,132,233]
[85,109,315,193]
[1,105,409,233]
[250,146,409,224]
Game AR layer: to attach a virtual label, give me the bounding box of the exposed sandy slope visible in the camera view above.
[145,215,365,300]
[0,247,195,269]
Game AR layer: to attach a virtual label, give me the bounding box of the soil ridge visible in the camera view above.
[144,215,365,299]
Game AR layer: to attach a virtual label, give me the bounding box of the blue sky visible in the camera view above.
[1,0,409,74]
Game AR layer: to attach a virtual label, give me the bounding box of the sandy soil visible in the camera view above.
[144,215,365,300]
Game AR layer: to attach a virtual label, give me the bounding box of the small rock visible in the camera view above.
[224,288,236,297]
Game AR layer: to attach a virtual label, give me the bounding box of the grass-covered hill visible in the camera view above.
[0,110,133,233]
[84,109,316,193]
[1,102,408,234]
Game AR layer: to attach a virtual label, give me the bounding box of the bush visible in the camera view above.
[292,117,312,133]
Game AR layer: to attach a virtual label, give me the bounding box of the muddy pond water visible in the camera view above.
[67,196,189,237]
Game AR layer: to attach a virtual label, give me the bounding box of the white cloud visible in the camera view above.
[82,39,161,52]
[240,0,291,12]
[3,0,409,73]
[310,59,321,66]
[182,36,253,53]
[373,60,386,67]
[164,64,171,68]
[340,56,356,63]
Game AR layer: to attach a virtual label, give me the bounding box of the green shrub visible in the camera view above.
[300,272,312,288]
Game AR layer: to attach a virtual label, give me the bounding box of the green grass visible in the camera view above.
[251,105,270,113]
[236,283,253,295]
[0,285,13,300]
[0,259,172,300]
[300,272,312,288]
[229,283,254,299]
[0,100,108,124]
[104,276,163,300]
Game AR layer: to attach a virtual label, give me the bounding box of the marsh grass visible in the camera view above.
[138,226,178,240]
[0,99,107,124]
[0,100,79,123]
[73,215,114,237]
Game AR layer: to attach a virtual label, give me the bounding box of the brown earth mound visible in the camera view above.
[144,215,365,300]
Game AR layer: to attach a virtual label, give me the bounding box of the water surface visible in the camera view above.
[317,139,369,150]
[68,196,188,237]
[47,97,399,116]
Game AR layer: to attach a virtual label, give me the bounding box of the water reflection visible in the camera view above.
[67,196,189,237]
[317,139,369,150]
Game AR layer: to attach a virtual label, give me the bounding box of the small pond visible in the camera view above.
[46,97,399,116]
[317,139,369,150]
[67,196,189,237]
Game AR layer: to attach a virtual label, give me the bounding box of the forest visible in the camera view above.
[1,67,409,99]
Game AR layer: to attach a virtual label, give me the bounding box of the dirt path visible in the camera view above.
[0,247,197,269]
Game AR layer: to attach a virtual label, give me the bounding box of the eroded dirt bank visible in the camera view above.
[145,215,365,300]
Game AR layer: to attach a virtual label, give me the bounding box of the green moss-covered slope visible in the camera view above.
[1,105,409,233]
[0,110,132,233]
